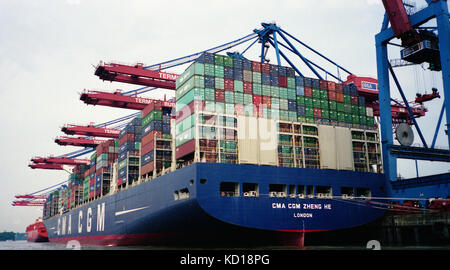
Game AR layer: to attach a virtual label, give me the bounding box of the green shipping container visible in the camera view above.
[214,65,224,78]
[253,72,261,84]
[287,77,296,89]
[288,111,297,121]
[243,94,252,105]
[205,101,215,112]
[262,84,271,96]
[367,116,375,126]
[345,113,352,123]
[344,94,351,104]
[287,88,296,100]
[235,92,244,104]
[280,99,288,110]
[225,91,234,103]
[305,107,314,117]
[215,77,224,90]
[359,115,366,125]
[297,95,305,106]
[225,103,235,115]
[321,109,329,119]
[312,88,321,99]
[329,110,337,120]
[271,97,280,109]
[214,54,224,66]
[329,100,337,111]
[271,86,280,97]
[234,80,244,92]
[313,98,321,108]
[344,103,352,113]
[352,114,360,124]
[205,88,215,101]
[320,89,328,100]
[176,62,204,89]
[204,63,215,76]
[337,112,345,122]
[320,99,329,110]
[223,56,233,67]
[244,104,254,116]
[253,83,262,95]
[351,105,359,115]
[176,75,204,100]
[279,88,288,99]
[359,105,366,115]
[304,97,313,108]
[216,102,224,114]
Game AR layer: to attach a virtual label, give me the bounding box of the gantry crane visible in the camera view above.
[376,0,450,185]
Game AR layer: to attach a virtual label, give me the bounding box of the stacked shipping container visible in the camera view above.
[140,102,173,177]
[175,52,376,161]
[118,117,142,187]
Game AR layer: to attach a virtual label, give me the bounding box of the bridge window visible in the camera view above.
[306,185,315,198]
[220,182,239,197]
[269,184,287,198]
[341,187,354,199]
[288,185,296,198]
[316,186,332,199]
[243,183,259,197]
[356,187,371,200]
[297,185,306,198]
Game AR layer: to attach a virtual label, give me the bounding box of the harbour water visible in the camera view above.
[1,240,448,250]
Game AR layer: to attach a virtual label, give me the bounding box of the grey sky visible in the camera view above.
[0,0,448,232]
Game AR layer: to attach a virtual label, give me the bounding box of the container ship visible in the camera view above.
[40,52,387,247]
[26,218,49,242]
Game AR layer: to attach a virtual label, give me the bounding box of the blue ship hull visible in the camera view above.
[43,163,387,246]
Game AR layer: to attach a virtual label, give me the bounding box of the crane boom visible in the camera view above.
[94,62,179,88]
[31,156,90,166]
[80,90,175,110]
[28,163,64,170]
[55,136,107,147]
[61,124,120,138]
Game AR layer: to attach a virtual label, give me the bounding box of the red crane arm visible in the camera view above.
[94,62,178,89]
[381,0,412,37]
[31,156,90,165]
[55,136,107,147]
[15,195,47,199]
[61,124,120,138]
[80,90,175,110]
[28,163,64,170]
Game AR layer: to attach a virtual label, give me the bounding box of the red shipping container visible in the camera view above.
[252,95,262,105]
[313,108,322,118]
[351,96,359,105]
[235,104,245,116]
[224,78,234,91]
[215,89,225,102]
[141,161,155,176]
[278,76,287,88]
[327,81,336,91]
[261,63,270,74]
[262,96,271,108]
[304,87,313,97]
[141,130,162,146]
[89,178,95,185]
[175,139,195,159]
[117,178,122,186]
[335,83,343,93]
[141,141,155,156]
[336,93,344,103]
[252,61,261,72]
[243,82,252,94]
[119,133,134,146]
[319,80,328,90]
[253,104,263,118]
[328,91,337,101]
[153,100,162,111]
[142,102,155,118]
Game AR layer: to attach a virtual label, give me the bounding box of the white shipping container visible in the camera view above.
[366,107,374,117]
